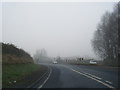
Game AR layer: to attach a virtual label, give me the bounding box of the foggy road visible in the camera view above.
[38,63,119,89]
[2,2,119,89]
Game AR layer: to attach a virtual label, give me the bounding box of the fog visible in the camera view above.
[2,2,115,59]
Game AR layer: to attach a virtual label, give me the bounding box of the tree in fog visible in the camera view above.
[92,3,119,66]
[33,48,48,63]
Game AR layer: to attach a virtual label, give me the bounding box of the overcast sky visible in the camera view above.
[2,2,115,59]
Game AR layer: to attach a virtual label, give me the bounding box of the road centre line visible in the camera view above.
[71,68,115,89]
[82,72,102,80]
[105,80,112,84]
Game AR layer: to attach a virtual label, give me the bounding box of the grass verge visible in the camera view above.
[2,64,40,88]
[70,63,120,68]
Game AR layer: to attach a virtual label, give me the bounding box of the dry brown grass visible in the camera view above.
[2,54,34,64]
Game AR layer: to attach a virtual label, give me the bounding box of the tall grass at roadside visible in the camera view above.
[2,64,40,88]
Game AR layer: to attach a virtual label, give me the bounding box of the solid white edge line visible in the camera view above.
[71,69,115,89]
[26,68,49,88]
[37,66,52,89]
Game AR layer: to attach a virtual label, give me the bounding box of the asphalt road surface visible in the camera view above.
[38,63,119,89]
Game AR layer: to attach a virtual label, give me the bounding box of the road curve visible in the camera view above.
[39,63,119,89]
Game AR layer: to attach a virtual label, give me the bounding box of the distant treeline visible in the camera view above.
[1,43,34,64]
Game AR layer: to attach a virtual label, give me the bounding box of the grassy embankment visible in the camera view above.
[1,43,41,88]
[69,61,119,68]
[2,64,40,88]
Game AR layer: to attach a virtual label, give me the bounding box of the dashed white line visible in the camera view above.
[105,80,112,84]
[71,69,115,89]
[83,72,102,80]
[37,66,52,89]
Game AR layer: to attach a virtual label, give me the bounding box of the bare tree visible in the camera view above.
[33,48,48,63]
[92,3,119,66]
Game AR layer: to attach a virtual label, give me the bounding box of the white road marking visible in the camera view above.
[105,80,112,84]
[27,67,50,88]
[37,66,52,89]
[71,69,115,89]
[83,72,102,80]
